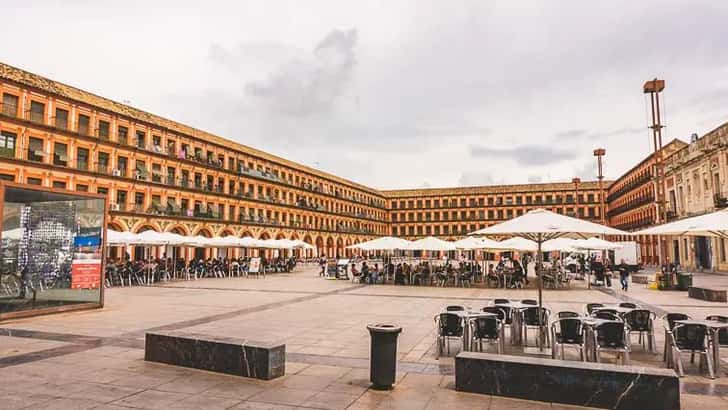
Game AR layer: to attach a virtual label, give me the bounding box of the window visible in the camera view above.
[118,126,129,144]
[77,114,90,135]
[98,152,110,173]
[28,137,44,162]
[52,181,67,189]
[0,131,17,158]
[116,190,127,207]
[53,142,68,166]
[721,238,726,263]
[136,131,146,149]
[76,147,89,170]
[54,108,69,129]
[2,93,19,117]
[117,156,128,176]
[97,187,108,195]
[98,120,110,139]
[76,184,88,192]
[29,101,45,123]
[134,192,145,209]
[27,177,41,185]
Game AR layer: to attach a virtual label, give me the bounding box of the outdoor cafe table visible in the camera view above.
[493,301,534,345]
[675,319,728,378]
[592,305,637,314]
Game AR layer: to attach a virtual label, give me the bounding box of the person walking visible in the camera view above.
[618,259,630,291]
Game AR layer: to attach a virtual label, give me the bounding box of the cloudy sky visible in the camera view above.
[4,1,728,189]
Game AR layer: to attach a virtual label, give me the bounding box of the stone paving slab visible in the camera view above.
[0,267,726,409]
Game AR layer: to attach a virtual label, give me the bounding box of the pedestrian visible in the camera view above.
[618,258,630,291]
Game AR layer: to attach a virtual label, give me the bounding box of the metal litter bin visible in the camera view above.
[367,323,402,390]
[677,273,693,291]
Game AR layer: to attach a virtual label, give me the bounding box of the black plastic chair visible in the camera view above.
[521,299,538,305]
[551,318,585,360]
[558,311,581,319]
[594,320,630,365]
[619,302,637,309]
[662,313,691,364]
[493,298,510,305]
[482,306,507,322]
[623,309,656,351]
[435,312,463,357]
[705,315,728,346]
[470,316,503,353]
[445,305,465,312]
[521,307,550,347]
[671,323,714,379]
[595,308,619,317]
[585,303,604,315]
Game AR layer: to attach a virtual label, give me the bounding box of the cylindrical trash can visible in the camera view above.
[367,323,402,390]
[677,273,693,291]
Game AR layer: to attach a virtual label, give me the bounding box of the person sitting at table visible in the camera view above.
[394,263,405,285]
[511,259,526,288]
[361,261,370,284]
[414,262,431,285]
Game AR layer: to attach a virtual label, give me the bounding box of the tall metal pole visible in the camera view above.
[644,78,666,267]
[593,148,606,224]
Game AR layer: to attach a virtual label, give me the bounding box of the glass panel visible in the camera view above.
[1,186,105,318]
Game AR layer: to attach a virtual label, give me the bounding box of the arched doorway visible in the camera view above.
[194,228,213,260]
[326,237,335,259]
[315,236,325,257]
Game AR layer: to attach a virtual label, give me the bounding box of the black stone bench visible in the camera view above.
[688,286,727,302]
[631,274,649,284]
[455,352,679,410]
[144,331,285,380]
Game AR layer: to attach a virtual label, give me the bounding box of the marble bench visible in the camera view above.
[144,331,285,380]
[455,352,679,410]
[688,286,727,302]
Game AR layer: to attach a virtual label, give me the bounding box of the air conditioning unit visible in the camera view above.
[112,169,121,176]
[110,203,120,211]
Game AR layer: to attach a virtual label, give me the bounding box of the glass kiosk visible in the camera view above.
[0,182,107,320]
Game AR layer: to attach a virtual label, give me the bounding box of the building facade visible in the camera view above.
[663,124,728,272]
[385,181,607,240]
[606,139,687,265]
[0,63,389,259]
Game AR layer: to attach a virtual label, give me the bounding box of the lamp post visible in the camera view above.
[593,149,606,224]
[572,177,581,218]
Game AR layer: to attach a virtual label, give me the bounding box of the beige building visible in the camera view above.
[664,123,728,272]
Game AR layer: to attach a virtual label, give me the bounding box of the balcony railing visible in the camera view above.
[715,192,728,209]
[0,147,15,159]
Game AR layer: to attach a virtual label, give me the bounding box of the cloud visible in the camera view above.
[469,145,576,166]
[552,127,644,141]
[574,160,598,180]
[243,28,357,116]
[528,175,543,183]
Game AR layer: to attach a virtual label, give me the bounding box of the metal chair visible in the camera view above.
[585,303,604,315]
[493,298,510,305]
[470,316,503,353]
[670,323,715,379]
[558,311,581,319]
[618,302,637,309]
[521,307,550,347]
[435,312,464,357]
[593,320,631,365]
[594,308,620,317]
[551,318,585,360]
[705,315,728,346]
[445,305,466,312]
[521,299,538,305]
[623,309,656,352]
[662,313,691,365]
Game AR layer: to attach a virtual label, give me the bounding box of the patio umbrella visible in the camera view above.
[106,229,139,245]
[406,236,457,251]
[468,208,628,352]
[347,236,412,251]
[633,208,728,239]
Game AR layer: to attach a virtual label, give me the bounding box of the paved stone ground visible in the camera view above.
[1,265,727,409]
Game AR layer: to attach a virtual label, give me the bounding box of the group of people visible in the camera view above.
[105,255,298,285]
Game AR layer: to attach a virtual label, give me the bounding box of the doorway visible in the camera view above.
[694,236,712,270]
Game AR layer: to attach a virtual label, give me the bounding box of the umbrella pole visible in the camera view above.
[537,233,544,352]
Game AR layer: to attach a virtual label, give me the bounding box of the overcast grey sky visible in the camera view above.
[4,1,728,189]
